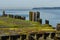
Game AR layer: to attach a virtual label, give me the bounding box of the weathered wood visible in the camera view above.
[29,11,33,21]
[1,36,9,40]
[29,11,40,22]
[51,33,55,39]
[38,19,42,24]
[45,20,49,24]
[57,24,60,31]
[36,34,43,40]
[9,14,14,18]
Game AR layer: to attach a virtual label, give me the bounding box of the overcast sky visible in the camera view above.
[0,0,60,9]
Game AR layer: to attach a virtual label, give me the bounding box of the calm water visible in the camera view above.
[0,9,60,27]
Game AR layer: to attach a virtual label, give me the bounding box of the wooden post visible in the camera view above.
[1,36,9,40]
[45,20,49,24]
[44,33,49,40]
[21,34,26,40]
[29,33,35,40]
[15,15,18,19]
[29,11,33,21]
[38,19,42,24]
[0,36,1,40]
[37,11,40,21]
[19,35,22,40]
[21,16,26,20]
[34,12,40,22]
[57,24,60,31]
[9,36,10,40]
[3,10,5,16]
[38,34,44,40]
[29,11,40,22]
[25,34,29,40]
[35,34,37,40]
[36,34,43,40]
[9,15,14,18]
[49,25,52,27]
[18,16,21,19]
[51,33,55,39]
[46,33,52,40]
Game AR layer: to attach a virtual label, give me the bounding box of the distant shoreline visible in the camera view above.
[33,7,60,10]
[0,7,60,10]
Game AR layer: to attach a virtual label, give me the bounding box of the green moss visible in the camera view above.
[0,17,56,34]
[0,17,53,29]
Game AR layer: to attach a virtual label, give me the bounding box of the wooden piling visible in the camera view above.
[57,24,60,31]
[9,14,14,18]
[38,19,42,24]
[29,11,33,21]
[45,20,49,24]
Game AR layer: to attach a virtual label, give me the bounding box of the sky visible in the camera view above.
[0,0,60,9]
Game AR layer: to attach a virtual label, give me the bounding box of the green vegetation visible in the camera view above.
[0,17,56,34]
[0,17,41,28]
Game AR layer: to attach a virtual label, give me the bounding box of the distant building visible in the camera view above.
[29,11,40,22]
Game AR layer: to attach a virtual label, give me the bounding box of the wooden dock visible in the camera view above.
[0,28,59,40]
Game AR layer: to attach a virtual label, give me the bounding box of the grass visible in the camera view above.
[0,17,41,28]
[0,16,56,34]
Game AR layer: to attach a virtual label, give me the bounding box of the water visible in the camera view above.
[0,9,60,27]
